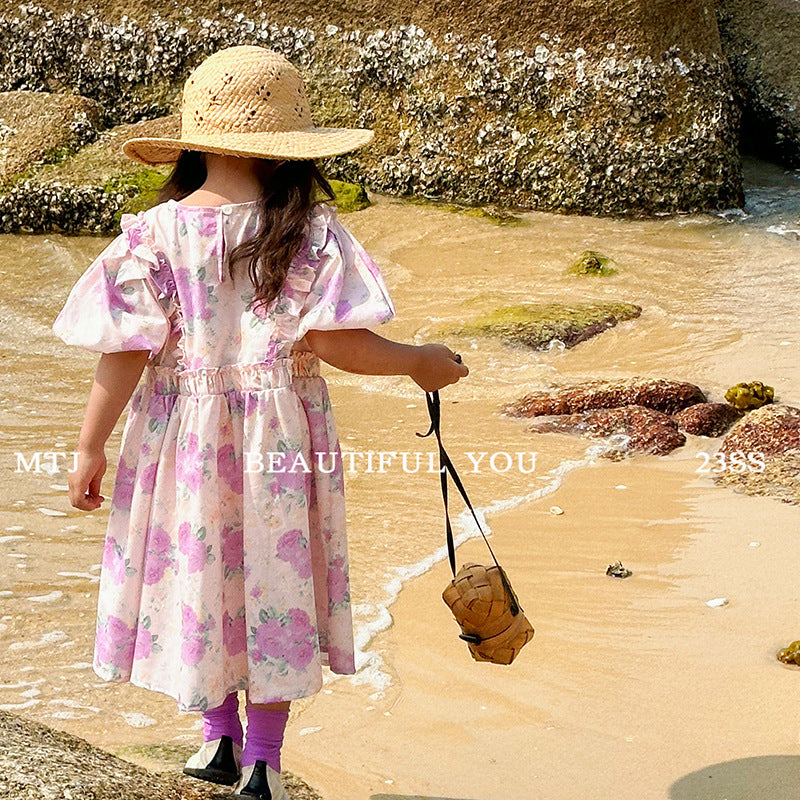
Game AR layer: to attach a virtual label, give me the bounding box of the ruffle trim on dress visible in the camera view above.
[121,211,188,372]
[269,205,331,349]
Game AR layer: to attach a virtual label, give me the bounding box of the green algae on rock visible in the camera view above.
[777,641,800,666]
[450,301,642,350]
[327,178,370,212]
[567,250,617,277]
[724,380,774,410]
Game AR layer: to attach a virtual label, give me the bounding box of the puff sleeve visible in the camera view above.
[295,206,396,340]
[51,214,172,358]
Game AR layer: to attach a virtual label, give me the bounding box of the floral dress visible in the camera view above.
[52,199,395,712]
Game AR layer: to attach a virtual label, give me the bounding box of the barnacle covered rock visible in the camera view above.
[672,402,743,436]
[715,404,800,504]
[527,405,686,457]
[0,91,103,183]
[0,0,745,217]
[717,0,800,167]
[504,378,706,417]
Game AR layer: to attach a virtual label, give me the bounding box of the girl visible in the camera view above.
[52,45,467,800]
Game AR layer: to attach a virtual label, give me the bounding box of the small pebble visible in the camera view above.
[706,597,729,608]
[606,561,632,579]
[549,505,564,515]
[749,541,760,548]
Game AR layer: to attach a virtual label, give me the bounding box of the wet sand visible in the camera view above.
[284,451,800,800]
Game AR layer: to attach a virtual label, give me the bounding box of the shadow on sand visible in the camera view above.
[670,755,800,800]
[371,795,480,800]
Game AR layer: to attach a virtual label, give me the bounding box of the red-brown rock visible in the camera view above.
[528,405,686,456]
[504,378,706,418]
[672,402,743,437]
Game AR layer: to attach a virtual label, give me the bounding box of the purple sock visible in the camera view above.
[241,706,289,772]
[201,692,243,747]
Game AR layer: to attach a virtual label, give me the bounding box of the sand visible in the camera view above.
[282,448,800,800]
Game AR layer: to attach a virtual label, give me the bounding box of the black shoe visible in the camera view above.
[182,734,242,785]
[232,759,288,800]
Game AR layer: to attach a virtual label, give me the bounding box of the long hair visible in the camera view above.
[157,150,335,310]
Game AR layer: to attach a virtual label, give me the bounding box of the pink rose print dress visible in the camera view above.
[52,199,395,712]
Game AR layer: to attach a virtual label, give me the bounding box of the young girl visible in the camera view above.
[51,45,467,800]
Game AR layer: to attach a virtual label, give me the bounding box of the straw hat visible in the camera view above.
[123,45,374,165]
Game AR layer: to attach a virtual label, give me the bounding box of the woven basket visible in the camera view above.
[442,563,534,665]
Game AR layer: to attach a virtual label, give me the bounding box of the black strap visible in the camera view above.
[416,390,505,578]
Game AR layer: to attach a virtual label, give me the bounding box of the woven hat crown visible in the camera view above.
[121,44,373,164]
[182,46,314,137]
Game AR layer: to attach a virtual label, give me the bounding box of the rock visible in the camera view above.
[715,404,800,504]
[451,302,641,350]
[0,709,321,800]
[504,378,706,417]
[328,179,371,212]
[527,405,686,456]
[672,402,743,437]
[567,250,617,277]
[717,0,800,167]
[0,91,103,183]
[0,1,744,216]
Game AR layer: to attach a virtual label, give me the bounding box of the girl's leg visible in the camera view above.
[202,691,244,745]
[241,698,290,772]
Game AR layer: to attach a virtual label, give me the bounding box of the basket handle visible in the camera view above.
[416,391,520,615]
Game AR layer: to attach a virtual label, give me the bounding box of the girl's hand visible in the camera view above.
[410,344,469,393]
[68,448,107,511]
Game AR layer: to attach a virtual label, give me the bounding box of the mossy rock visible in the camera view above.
[327,178,370,212]
[568,250,618,276]
[449,301,642,349]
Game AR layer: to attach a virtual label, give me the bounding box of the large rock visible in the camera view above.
[528,405,686,456]
[717,0,800,167]
[503,378,706,417]
[0,0,743,216]
[0,710,321,800]
[715,404,800,504]
[0,90,102,182]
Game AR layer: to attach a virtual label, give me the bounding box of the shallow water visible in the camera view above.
[1,156,799,756]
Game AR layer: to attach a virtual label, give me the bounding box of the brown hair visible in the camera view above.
[157,150,335,311]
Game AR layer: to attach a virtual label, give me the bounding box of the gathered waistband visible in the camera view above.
[146,352,321,395]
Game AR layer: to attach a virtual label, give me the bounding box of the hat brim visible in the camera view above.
[122,127,375,165]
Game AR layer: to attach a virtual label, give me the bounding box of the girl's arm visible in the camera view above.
[68,350,151,511]
[303,329,469,392]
